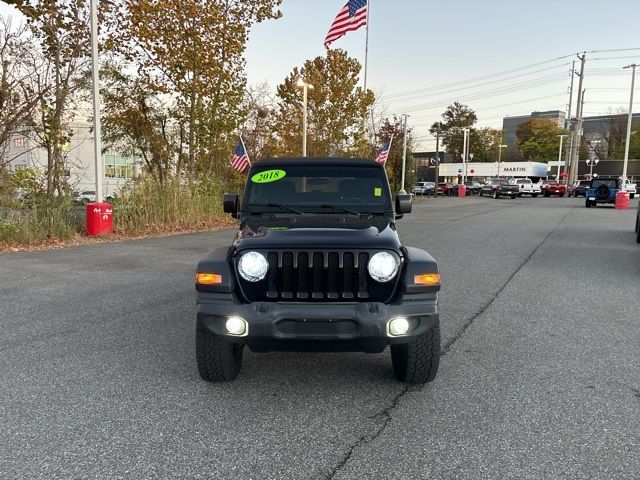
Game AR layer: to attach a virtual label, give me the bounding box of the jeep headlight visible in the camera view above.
[238,251,269,282]
[368,252,399,282]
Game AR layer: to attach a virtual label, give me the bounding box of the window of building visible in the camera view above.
[14,137,25,148]
[104,155,135,179]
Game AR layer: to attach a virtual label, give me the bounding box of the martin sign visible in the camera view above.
[438,161,548,178]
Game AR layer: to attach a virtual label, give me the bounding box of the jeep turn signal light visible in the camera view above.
[414,273,440,286]
[196,273,223,285]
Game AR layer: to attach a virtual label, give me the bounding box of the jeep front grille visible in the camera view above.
[235,250,399,303]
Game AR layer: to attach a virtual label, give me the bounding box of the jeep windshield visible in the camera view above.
[243,164,392,214]
[591,179,617,188]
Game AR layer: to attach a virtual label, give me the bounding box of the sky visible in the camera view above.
[2,0,639,151]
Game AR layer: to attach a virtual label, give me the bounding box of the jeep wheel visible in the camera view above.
[631,193,635,200]
[196,324,243,382]
[585,198,591,208]
[559,193,565,197]
[479,190,483,196]
[492,190,499,199]
[544,191,550,197]
[391,322,441,384]
[532,193,538,198]
[510,194,516,199]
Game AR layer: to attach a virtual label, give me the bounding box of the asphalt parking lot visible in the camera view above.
[1,196,639,479]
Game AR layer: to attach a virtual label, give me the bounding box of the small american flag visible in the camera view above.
[324,0,368,49]
[376,137,392,165]
[230,137,250,173]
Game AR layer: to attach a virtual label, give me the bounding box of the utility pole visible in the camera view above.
[571,88,586,183]
[557,134,566,179]
[622,63,637,184]
[567,53,586,185]
[462,127,470,183]
[434,129,440,184]
[563,61,575,178]
[399,114,408,194]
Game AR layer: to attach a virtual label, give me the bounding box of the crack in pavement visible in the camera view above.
[325,204,577,480]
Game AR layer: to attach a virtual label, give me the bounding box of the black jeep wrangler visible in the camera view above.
[195,158,441,384]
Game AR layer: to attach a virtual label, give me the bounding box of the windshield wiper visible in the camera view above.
[316,204,363,216]
[249,203,305,215]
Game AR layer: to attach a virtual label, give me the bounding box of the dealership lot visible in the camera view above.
[1,197,638,479]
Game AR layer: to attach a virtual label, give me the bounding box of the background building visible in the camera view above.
[5,122,139,196]
[502,110,566,161]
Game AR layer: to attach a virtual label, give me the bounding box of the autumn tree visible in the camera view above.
[429,102,477,161]
[273,49,375,158]
[101,63,175,182]
[7,0,91,196]
[108,0,282,179]
[377,116,414,193]
[0,17,44,169]
[515,118,569,162]
[241,82,278,162]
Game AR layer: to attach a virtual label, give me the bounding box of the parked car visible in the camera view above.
[463,181,482,195]
[622,179,637,199]
[75,190,97,205]
[585,177,620,208]
[437,182,455,196]
[540,180,566,197]
[568,180,591,197]
[509,178,541,197]
[480,178,519,199]
[411,181,436,196]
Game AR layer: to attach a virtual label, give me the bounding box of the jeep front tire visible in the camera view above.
[196,324,243,382]
[391,322,441,384]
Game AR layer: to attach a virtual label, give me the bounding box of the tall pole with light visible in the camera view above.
[90,0,103,202]
[297,78,314,157]
[399,113,409,194]
[497,143,507,176]
[556,134,566,179]
[622,63,637,184]
[462,127,470,182]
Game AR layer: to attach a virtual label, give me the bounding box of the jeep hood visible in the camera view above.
[234,216,401,251]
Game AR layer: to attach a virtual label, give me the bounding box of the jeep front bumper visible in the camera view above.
[196,292,438,353]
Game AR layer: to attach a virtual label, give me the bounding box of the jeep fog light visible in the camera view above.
[368,252,399,282]
[225,316,248,336]
[238,251,269,282]
[387,317,410,337]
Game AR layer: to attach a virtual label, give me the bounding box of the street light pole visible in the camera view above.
[400,114,409,194]
[90,0,103,202]
[462,127,469,182]
[586,158,599,178]
[623,64,637,183]
[557,134,566,179]
[497,144,507,176]
[297,78,313,157]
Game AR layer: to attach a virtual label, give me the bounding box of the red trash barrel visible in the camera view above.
[457,184,467,197]
[614,191,630,210]
[86,202,113,236]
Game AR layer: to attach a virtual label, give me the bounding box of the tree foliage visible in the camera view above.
[429,102,477,161]
[7,0,91,196]
[515,118,569,162]
[106,0,282,179]
[272,49,374,158]
[377,116,414,193]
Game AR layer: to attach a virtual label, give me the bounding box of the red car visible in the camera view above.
[437,182,455,196]
[540,180,566,197]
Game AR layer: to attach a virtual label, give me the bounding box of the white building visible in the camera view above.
[438,161,549,180]
[5,122,140,197]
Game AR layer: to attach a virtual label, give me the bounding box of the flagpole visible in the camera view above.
[363,0,370,92]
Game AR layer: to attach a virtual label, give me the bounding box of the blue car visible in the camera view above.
[585,177,620,208]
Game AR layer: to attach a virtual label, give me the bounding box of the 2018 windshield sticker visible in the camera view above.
[251,169,286,184]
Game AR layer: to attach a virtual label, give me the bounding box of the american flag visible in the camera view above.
[376,137,392,165]
[230,137,250,173]
[324,0,368,49]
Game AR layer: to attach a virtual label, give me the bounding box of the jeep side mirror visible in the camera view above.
[395,194,412,218]
[223,193,239,218]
